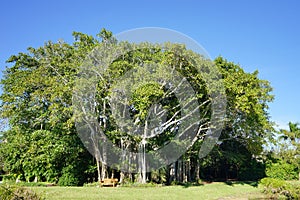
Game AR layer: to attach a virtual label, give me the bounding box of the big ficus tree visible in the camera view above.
[0,29,274,185]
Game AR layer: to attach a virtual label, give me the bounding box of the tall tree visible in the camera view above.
[73,41,221,183]
[196,57,274,181]
[0,31,100,184]
[0,30,274,185]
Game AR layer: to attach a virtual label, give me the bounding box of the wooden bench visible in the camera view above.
[100,178,118,187]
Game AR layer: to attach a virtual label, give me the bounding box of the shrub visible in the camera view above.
[260,177,300,199]
[58,172,79,186]
[150,169,167,184]
[0,184,43,200]
[289,181,300,199]
[170,180,180,186]
[57,165,81,186]
[238,159,266,181]
[266,161,298,180]
[2,174,17,182]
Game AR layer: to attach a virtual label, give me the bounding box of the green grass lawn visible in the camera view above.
[31,182,267,200]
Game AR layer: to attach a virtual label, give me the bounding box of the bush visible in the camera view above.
[259,177,300,199]
[289,181,300,199]
[57,165,81,186]
[2,174,17,182]
[58,172,79,186]
[238,159,266,181]
[0,184,43,200]
[266,161,298,180]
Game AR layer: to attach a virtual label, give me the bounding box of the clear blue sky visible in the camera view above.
[1,0,299,129]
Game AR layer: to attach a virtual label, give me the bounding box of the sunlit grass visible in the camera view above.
[31,182,266,200]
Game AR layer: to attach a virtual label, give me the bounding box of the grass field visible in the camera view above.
[31,182,267,200]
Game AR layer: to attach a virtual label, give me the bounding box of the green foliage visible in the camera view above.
[0,30,98,184]
[215,57,274,155]
[265,121,300,183]
[196,57,274,182]
[57,166,80,186]
[266,161,298,180]
[200,138,266,181]
[0,184,43,200]
[150,168,167,184]
[260,178,300,199]
[0,29,275,185]
[58,173,79,186]
[238,159,266,181]
[2,174,17,182]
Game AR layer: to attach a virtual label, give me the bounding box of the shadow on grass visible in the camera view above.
[179,180,258,188]
[224,180,258,187]
[179,182,205,188]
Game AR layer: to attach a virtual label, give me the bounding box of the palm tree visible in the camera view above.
[280,122,300,141]
[280,122,300,180]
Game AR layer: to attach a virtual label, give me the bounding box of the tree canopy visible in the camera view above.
[0,29,274,185]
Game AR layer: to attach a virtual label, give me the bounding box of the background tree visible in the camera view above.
[261,122,300,181]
